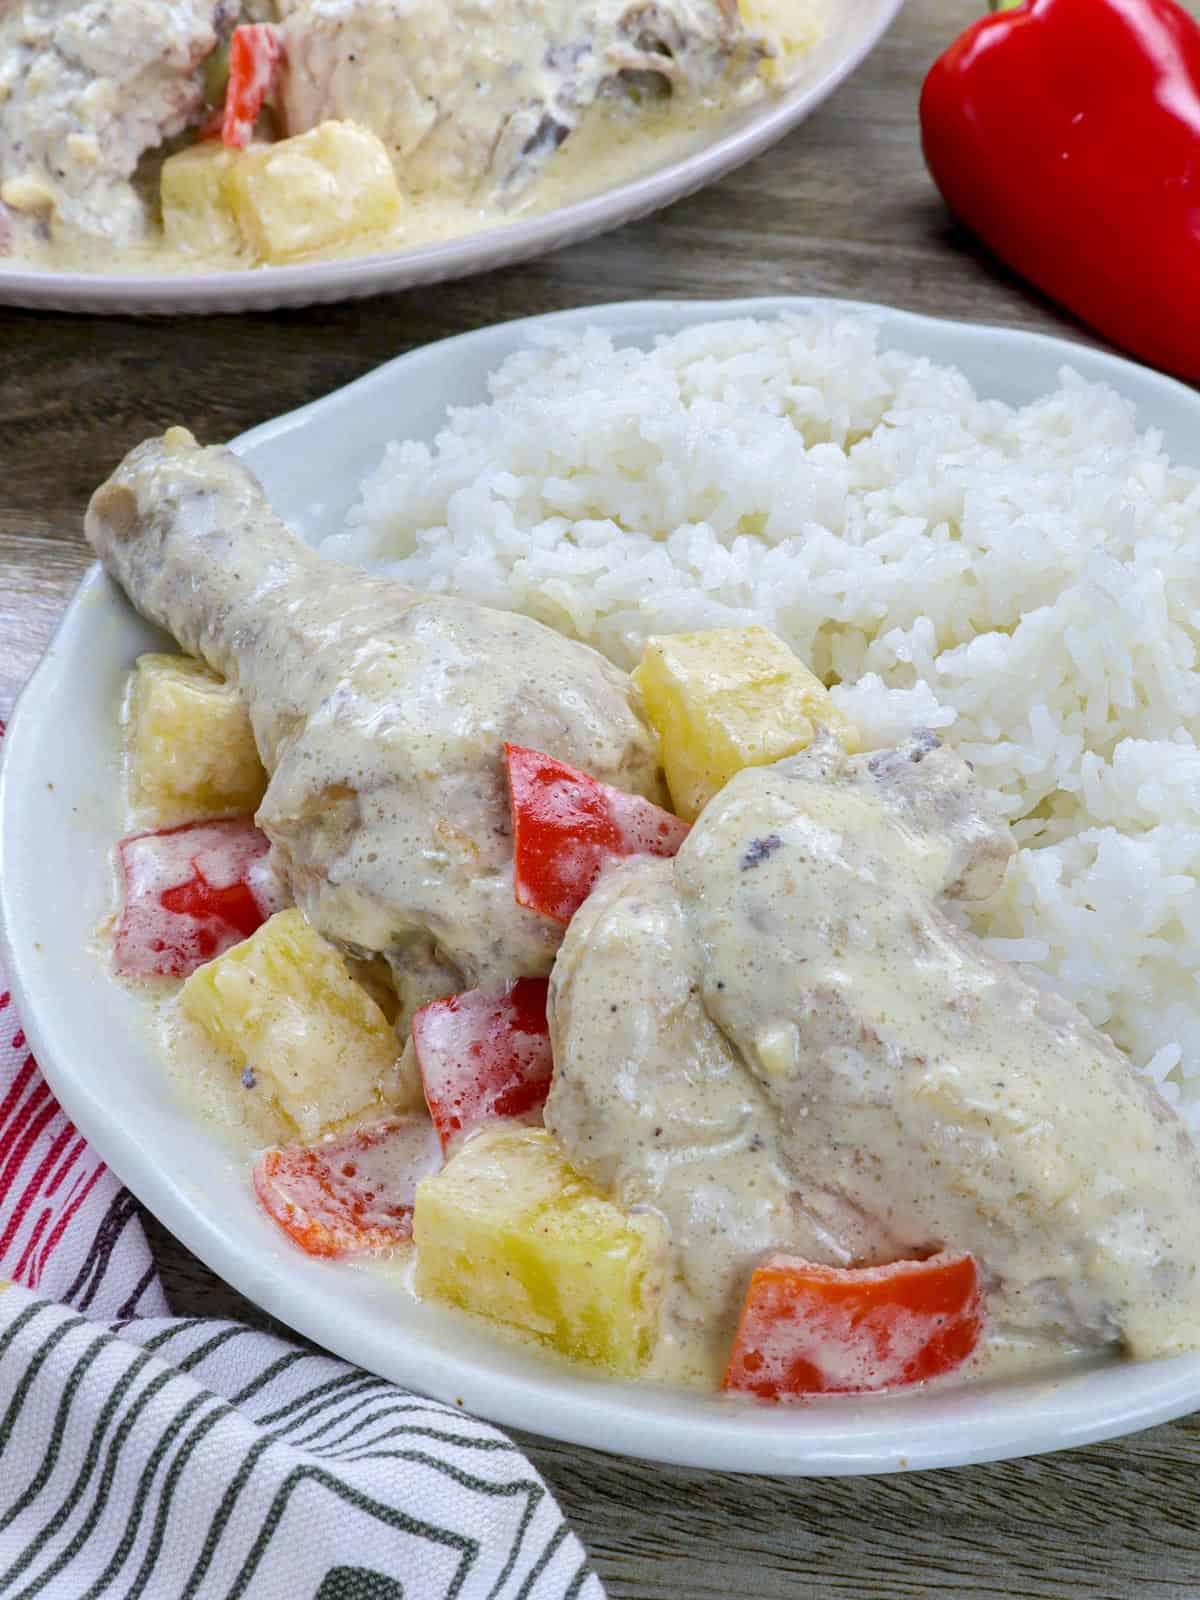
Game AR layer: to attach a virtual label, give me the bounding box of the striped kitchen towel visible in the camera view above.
[0,985,604,1599]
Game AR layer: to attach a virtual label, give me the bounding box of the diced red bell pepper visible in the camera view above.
[221,24,283,151]
[114,817,283,979]
[411,977,553,1153]
[253,1116,443,1259]
[722,1251,983,1399]
[505,744,689,925]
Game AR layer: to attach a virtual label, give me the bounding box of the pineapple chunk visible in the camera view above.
[160,143,241,256]
[632,625,860,822]
[225,121,401,263]
[739,0,822,80]
[125,653,268,826]
[180,908,400,1140]
[414,1127,665,1374]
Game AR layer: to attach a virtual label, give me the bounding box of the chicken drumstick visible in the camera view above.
[87,427,662,1019]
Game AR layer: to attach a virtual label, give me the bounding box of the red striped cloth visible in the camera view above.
[0,986,166,1319]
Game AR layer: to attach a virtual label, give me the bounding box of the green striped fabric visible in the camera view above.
[0,1286,603,1599]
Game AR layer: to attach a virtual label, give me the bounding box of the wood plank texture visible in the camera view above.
[2,2,1198,1594]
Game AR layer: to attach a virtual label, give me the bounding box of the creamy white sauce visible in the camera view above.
[153,963,1110,1396]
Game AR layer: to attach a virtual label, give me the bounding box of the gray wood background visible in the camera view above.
[4,1,1200,1593]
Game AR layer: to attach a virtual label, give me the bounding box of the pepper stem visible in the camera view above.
[989,0,1025,9]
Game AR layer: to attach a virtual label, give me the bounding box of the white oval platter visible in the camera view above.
[0,2,902,315]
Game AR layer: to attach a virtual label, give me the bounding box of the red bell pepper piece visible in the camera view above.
[221,23,283,151]
[722,1251,983,1399]
[115,817,283,978]
[411,977,553,1153]
[505,744,689,925]
[253,1115,443,1259]
[920,0,1200,382]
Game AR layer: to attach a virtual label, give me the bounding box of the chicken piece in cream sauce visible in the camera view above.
[0,0,812,272]
[279,0,764,200]
[85,429,662,1024]
[547,733,1200,1378]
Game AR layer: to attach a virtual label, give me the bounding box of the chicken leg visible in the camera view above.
[86,427,663,1018]
[278,0,765,200]
[547,733,1200,1366]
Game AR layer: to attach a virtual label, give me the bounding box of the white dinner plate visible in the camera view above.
[0,2,902,315]
[5,297,1200,1474]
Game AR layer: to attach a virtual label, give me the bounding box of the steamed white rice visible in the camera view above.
[323,314,1200,1128]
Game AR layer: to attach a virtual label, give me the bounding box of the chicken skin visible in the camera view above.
[86,428,662,1019]
[546,733,1200,1365]
[278,0,764,199]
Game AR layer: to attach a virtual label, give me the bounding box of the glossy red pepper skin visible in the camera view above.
[504,744,688,925]
[920,0,1200,381]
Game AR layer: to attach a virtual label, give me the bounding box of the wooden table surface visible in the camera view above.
[5,2,1200,1594]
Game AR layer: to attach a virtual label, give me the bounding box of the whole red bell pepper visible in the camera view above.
[920,0,1200,382]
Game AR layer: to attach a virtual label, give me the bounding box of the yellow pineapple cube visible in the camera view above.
[125,653,267,827]
[160,143,241,256]
[225,121,401,264]
[739,0,821,80]
[180,908,401,1140]
[414,1127,665,1374]
[632,625,860,821]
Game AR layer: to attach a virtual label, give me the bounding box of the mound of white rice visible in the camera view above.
[323,314,1200,1126]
